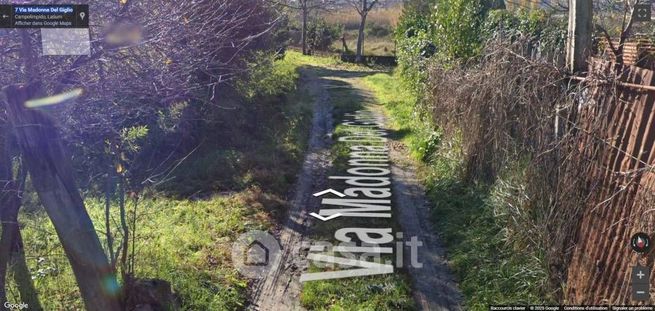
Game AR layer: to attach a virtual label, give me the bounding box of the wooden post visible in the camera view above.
[566,0,593,73]
[301,4,308,55]
[0,117,41,310]
[3,83,121,311]
[0,120,13,307]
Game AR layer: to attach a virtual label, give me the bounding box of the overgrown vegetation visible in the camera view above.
[14,190,277,310]
[5,1,641,309]
[395,2,565,93]
[2,50,315,310]
[364,64,560,309]
[2,2,292,308]
[388,4,573,308]
[160,52,313,199]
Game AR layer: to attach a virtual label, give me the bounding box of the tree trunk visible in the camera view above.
[0,126,41,310]
[301,6,308,55]
[0,122,14,306]
[11,229,42,310]
[566,0,593,72]
[0,185,19,307]
[356,12,367,63]
[3,83,121,311]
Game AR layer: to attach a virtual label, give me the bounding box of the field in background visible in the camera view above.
[323,4,402,29]
[323,4,401,56]
[337,34,396,56]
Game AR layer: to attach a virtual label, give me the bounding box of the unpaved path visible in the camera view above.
[248,68,333,311]
[359,79,462,310]
[382,114,463,311]
[248,67,461,311]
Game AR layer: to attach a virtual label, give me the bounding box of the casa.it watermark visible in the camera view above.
[4,302,28,310]
[231,229,423,281]
[231,111,424,282]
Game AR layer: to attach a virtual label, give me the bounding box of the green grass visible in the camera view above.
[158,51,316,199]
[332,32,396,56]
[362,72,442,163]
[363,71,554,310]
[12,191,276,310]
[3,51,315,311]
[301,271,415,311]
[285,50,344,67]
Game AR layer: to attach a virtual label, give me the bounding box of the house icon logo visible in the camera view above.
[231,230,281,278]
[245,240,269,266]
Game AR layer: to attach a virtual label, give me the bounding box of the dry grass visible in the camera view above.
[322,4,401,56]
[333,31,396,56]
[427,40,566,180]
[322,4,402,30]
[425,38,593,299]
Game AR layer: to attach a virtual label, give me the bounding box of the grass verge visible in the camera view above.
[362,71,554,309]
[14,190,278,310]
[4,51,316,311]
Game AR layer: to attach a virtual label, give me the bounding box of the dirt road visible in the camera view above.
[247,68,333,311]
[386,117,463,311]
[248,67,461,311]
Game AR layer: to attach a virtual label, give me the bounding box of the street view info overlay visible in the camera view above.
[2,1,655,311]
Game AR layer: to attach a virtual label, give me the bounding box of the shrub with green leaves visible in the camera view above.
[394,9,436,100]
[483,9,567,57]
[395,2,566,98]
[432,0,486,62]
[237,51,300,100]
[395,0,486,98]
[307,19,342,52]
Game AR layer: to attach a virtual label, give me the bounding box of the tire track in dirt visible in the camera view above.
[387,130,463,310]
[248,68,461,311]
[248,68,333,311]
[364,89,463,310]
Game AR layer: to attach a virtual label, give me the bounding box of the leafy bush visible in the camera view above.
[394,0,487,97]
[237,51,299,100]
[394,8,436,95]
[432,0,486,62]
[485,9,546,38]
[395,3,566,98]
[307,19,342,52]
[483,9,567,59]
